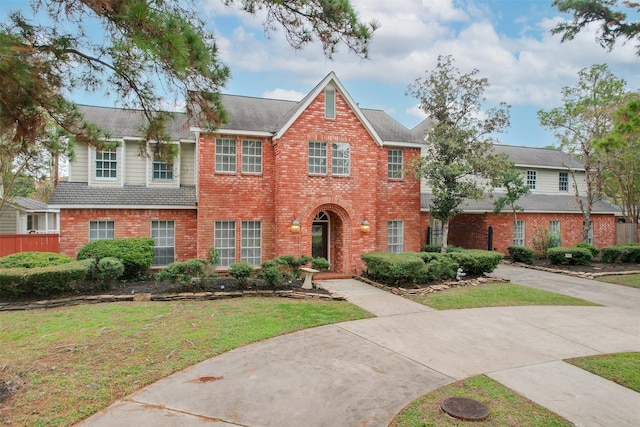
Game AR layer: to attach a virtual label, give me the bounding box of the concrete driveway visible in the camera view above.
[79,267,640,427]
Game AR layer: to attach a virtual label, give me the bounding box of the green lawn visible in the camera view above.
[567,352,640,392]
[408,282,599,310]
[0,299,371,426]
[598,273,640,288]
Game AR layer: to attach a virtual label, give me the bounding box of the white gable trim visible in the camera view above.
[272,72,384,146]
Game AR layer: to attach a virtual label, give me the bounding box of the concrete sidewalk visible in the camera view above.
[80,271,640,427]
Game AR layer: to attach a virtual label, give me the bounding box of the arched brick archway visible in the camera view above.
[304,203,353,274]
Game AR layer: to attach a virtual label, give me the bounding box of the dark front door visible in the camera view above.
[312,222,328,259]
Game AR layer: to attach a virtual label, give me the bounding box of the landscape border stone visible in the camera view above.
[503,260,640,279]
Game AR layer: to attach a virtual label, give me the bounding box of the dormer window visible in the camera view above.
[325,87,335,119]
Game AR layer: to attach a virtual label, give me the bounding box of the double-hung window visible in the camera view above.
[526,170,537,190]
[388,149,403,179]
[95,149,117,179]
[308,141,327,174]
[214,221,236,268]
[89,220,114,241]
[151,220,175,266]
[216,138,236,172]
[153,154,173,181]
[513,220,525,246]
[242,140,262,174]
[387,221,404,253]
[331,142,350,176]
[559,172,569,192]
[241,221,262,266]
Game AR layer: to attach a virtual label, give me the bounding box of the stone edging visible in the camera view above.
[0,284,346,312]
[354,275,510,297]
[502,260,640,280]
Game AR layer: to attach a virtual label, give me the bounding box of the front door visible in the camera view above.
[312,211,329,260]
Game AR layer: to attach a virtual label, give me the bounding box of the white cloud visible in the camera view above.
[262,89,305,101]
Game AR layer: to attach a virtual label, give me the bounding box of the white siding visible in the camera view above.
[519,168,587,195]
[146,143,180,188]
[88,143,124,187]
[0,205,18,234]
[69,143,89,182]
[125,140,146,185]
[180,142,196,186]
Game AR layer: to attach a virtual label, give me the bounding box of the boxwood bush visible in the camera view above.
[228,261,254,289]
[416,253,458,281]
[0,258,95,298]
[77,238,155,280]
[157,259,208,285]
[0,252,73,269]
[97,257,125,289]
[449,250,504,276]
[574,242,600,258]
[507,246,535,264]
[361,252,428,285]
[547,247,593,265]
[600,244,640,263]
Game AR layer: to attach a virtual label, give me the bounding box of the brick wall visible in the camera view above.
[59,208,197,260]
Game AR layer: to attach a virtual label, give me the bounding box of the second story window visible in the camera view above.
[308,141,327,174]
[325,87,335,119]
[95,149,117,179]
[388,149,403,179]
[216,138,236,173]
[331,142,350,176]
[242,140,262,174]
[526,170,537,190]
[153,154,173,181]
[559,171,569,192]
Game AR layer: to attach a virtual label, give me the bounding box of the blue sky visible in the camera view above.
[2,0,639,147]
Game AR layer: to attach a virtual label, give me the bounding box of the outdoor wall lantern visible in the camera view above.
[360,218,371,233]
[290,218,301,233]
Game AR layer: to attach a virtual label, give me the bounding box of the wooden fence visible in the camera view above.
[0,234,60,257]
[615,223,639,245]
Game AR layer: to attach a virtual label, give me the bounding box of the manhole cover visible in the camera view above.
[440,396,490,421]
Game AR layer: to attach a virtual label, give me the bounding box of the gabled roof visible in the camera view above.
[420,193,620,214]
[78,105,194,141]
[6,197,57,212]
[493,144,584,170]
[216,95,300,134]
[48,182,197,208]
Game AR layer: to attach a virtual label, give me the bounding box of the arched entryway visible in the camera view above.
[308,204,352,274]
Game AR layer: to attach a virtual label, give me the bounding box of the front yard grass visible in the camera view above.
[0,299,371,426]
[408,282,599,310]
[597,273,640,288]
[567,352,640,392]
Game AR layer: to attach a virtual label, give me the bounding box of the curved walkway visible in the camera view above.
[79,267,640,426]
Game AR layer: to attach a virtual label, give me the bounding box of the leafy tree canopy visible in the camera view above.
[552,0,640,55]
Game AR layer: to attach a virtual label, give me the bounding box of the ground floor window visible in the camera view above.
[89,220,114,241]
[241,221,261,266]
[585,220,594,244]
[215,220,236,268]
[151,220,175,266]
[513,220,525,246]
[387,220,404,253]
[549,220,561,247]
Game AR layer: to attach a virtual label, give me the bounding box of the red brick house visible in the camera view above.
[49,73,424,274]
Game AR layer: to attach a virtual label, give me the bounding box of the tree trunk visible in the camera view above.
[441,220,450,253]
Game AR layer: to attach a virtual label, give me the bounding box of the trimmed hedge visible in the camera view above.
[361,252,428,285]
[228,261,254,289]
[157,259,208,285]
[448,250,504,276]
[0,252,73,269]
[416,252,458,282]
[0,258,95,298]
[600,244,640,263]
[547,247,593,265]
[508,246,535,264]
[420,245,463,253]
[574,243,600,257]
[77,238,155,280]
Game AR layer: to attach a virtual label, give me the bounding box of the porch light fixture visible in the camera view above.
[360,219,371,233]
[290,218,301,233]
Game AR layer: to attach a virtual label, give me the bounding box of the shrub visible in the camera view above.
[0,258,95,298]
[532,226,560,256]
[508,246,535,264]
[361,252,427,285]
[0,252,73,269]
[600,244,640,263]
[422,254,458,282]
[448,250,504,276]
[77,238,154,280]
[574,242,600,258]
[157,259,208,285]
[97,257,124,289]
[228,261,254,289]
[272,255,313,278]
[311,257,330,271]
[547,247,593,265]
[259,264,283,290]
[420,245,462,253]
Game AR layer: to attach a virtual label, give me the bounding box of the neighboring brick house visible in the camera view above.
[49,73,424,274]
[420,144,620,253]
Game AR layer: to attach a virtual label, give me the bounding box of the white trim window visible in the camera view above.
[388,149,403,179]
[152,154,174,181]
[549,220,561,237]
[325,87,335,119]
[89,220,114,241]
[241,221,262,266]
[331,142,350,176]
[585,220,594,244]
[95,149,117,179]
[242,140,262,174]
[216,138,236,173]
[308,141,327,174]
[215,220,236,268]
[151,220,175,266]
[559,172,569,192]
[526,170,537,190]
[513,220,525,246]
[387,220,404,253]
